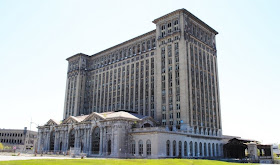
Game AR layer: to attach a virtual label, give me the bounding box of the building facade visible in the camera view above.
[0,127,37,152]
[38,8,223,158]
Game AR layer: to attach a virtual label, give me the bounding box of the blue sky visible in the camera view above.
[0,0,279,144]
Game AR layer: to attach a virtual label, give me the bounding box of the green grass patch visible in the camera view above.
[0,159,257,165]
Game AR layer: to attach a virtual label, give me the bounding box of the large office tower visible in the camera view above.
[38,9,223,158]
[64,9,221,135]
[63,8,221,135]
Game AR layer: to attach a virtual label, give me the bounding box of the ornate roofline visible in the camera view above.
[45,119,60,126]
[153,8,218,35]
[83,112,105,122]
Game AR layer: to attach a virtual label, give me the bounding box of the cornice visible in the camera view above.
[90,30,156,58]
[153,9,183,24]
[66,53,89,61]
[153,8,218,35]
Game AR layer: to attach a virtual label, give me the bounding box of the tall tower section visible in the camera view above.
[153,9,222,135]
[63,53,88,119]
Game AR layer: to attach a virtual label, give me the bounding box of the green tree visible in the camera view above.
[0,143,3,150]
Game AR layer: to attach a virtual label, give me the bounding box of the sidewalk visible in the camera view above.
[0,153,74,161]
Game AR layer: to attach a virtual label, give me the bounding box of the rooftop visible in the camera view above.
[43,111,150,126]
[153,8,218,34]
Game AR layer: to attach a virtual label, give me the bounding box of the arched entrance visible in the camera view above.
[81,142,84,152]
[142,123,152,128]
[92,127,100,154]
[107,140,111,155]
[68,129,75,149]
[60,141,63,152]
[49,131,55,151]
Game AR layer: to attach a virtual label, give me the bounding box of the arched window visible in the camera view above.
[208,143,211,156]
[92,127,100,154]
[166,140,170,156]
[184,141,187,156]
[107,140,111,155]
[137,44,141,53]
[68,129,75,149]
[190,141,193,156]
[60,141,63,151]
[195,142,198,156]
[152,38,156,48]
[147,40,151,50]
[173,140,176,156]
[133,46,135,55]
[142,123,152,128]
[204,143,207,156]
[146,140,151,156]
[49,131,55,151]
[81,142,84,152]
[179,141,182,157]
[139,140,143,156]
[131,140,136,155]
[199,142,202,156]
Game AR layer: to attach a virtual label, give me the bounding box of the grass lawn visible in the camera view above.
[0,159,257,165]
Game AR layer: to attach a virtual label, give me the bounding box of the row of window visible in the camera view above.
[129,139,221,157]
[0,139,22,144]
[189,21,214,47]
[65,53,156,118]
[86,39,156,71]
[66,57,155,117]
[189,43,220,129]
[48,127,102,154]
[161,43,180,126]
[160,19,179,38]
[166,140,221,157]
[0,133,23,137]
[131,140,151,156]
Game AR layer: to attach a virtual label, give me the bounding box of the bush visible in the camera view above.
[0,143,3,150]
[4,146,11,150]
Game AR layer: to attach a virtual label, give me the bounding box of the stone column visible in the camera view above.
[210,143,212,157]
[201,143,204,157]
[213,143,216,157]
[74,129,77,149]
[63,130,67,152]
[86,128,90,154]
[192,143,195,157]
[54,131,57,152]
[99,127,103,155]
[46,132,50,151]
[206,143,209,157]
[247,143,258,161]
[103,126,107,155]
[77,129,80,148]
[82,129,85,153]
[135,140,139,157]
[198,143,200,157]
[37,131,42,152]
[89,128,92,155]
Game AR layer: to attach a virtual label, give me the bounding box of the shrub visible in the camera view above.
[0,143,3,150]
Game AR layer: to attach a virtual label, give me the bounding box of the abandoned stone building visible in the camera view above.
[0,127,37,152]
[38,8,224,158]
